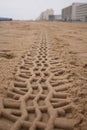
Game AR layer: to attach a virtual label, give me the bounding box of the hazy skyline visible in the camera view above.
[0,0,87,20]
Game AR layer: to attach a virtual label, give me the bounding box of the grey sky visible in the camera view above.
[0,0,87,20]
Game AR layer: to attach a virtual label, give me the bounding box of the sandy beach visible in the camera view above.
[0,21,87,130]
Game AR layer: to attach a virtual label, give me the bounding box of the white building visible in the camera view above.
[37,9,54,21]
[62,3,87,21]
[76,4,87,22]
[72,3,83,21]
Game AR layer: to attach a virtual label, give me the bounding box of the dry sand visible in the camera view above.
[0,21,87,130]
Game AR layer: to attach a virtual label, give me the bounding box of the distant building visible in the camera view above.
[49,15,62,21]
[0,17,12,21]
[37,9,54,21]
[62,3,87,21]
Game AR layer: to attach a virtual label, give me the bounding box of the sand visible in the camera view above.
[0,21,87,130]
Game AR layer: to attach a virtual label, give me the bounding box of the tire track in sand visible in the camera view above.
[0,32,83,130]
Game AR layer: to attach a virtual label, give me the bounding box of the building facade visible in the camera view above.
[76,4,87,22]
[62,3,87,21]
[62,6,72,21]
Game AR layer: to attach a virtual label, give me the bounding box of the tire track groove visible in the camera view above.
[0,31,83,130]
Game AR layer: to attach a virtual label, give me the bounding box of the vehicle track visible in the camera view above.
[0,32,83,130]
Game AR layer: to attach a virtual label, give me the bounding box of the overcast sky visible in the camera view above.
[0,0,87,20]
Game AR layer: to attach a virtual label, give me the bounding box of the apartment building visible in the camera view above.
[76,4,87,22]
[62,3,87,21]
[62,6,72,21]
